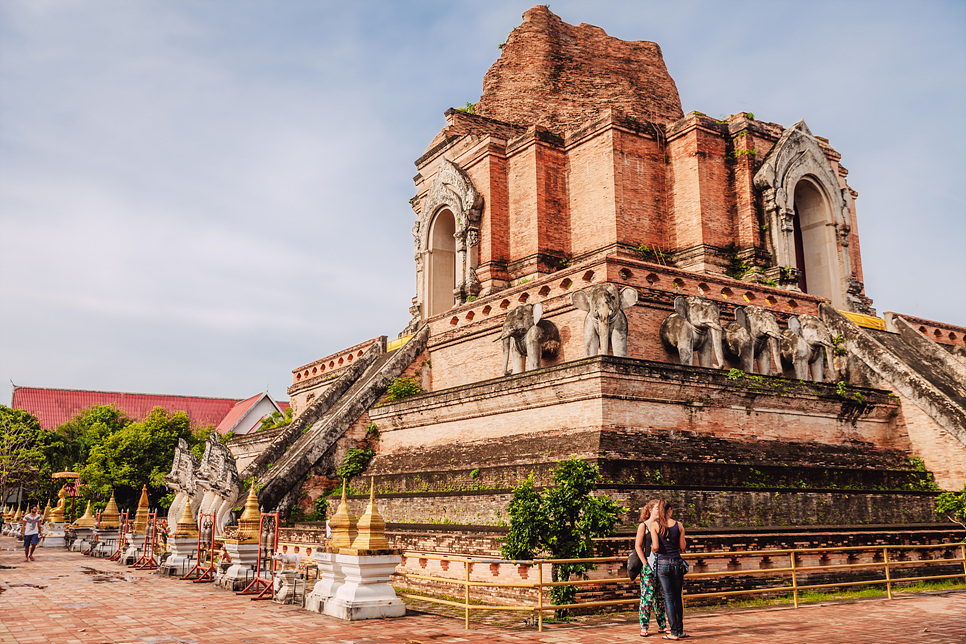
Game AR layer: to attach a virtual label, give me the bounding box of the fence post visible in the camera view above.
[961,544,966,580]
[464,559,470,630]
[884,547,892,600]
[790,551,798,608]
[537,562,544,633]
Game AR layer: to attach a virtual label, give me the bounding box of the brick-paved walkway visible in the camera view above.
[1,539,964,643]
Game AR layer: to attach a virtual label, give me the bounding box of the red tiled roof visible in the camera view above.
[10,386,244,431]
[215,393,269,435]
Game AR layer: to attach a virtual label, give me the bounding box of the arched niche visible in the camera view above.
[427,208,457,317]
[754,120,853,310]
[792,177,841,303]
[409,158,483,322]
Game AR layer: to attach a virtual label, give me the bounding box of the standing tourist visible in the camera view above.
[635,499,669,637]
[649,501,688,640]
[22,504,43,562]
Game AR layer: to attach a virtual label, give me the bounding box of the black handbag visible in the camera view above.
[628,549,643,581]
[628,530,651,581]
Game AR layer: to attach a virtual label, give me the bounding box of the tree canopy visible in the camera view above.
[1,403,211,514]
[0,406,47,504]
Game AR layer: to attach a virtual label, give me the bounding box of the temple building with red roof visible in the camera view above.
[10,386,288,435]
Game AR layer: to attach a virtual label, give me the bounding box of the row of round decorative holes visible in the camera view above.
[449,271,596,325]
[295,349,366,380]
[644,271,800,309]
[449,269,806,326]
[919,326,960,343]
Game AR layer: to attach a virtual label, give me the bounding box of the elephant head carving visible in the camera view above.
[660,295,724,368]
[724,306,783,375]
[781,314,835,382]
[571,283,638,357]
[496,303,560,375]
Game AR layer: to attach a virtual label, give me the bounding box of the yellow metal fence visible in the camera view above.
[399,542,966,631]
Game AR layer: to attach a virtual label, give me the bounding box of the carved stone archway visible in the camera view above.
[754,120,855,310]
[410,158,483,321]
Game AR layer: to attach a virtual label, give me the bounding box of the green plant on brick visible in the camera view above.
[385,377,423,403]
[500,457,625,618]
[337,448,375,482]
[936,485,966,533]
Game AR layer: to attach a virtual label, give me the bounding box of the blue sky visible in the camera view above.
[1,0,964,406]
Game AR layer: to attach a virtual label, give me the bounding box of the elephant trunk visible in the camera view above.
[596,317,611,356]
[709,323,723,368]
[767,333,782,375]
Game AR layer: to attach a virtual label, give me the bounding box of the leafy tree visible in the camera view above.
[936,485,966,533]
[80,407,200,511]
[55,404,131,468]
[0,406,47,503]
[258,406,294,432]
[500,457,626,617]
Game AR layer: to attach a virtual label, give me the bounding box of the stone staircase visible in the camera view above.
[255,325,430,511]
[820,304,966,488]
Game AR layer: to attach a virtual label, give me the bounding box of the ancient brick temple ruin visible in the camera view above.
[222,6,965,565]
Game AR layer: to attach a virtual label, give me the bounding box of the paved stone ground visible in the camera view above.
[1,539,964,643]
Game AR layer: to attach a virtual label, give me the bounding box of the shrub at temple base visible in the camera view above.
[500,456,625,617]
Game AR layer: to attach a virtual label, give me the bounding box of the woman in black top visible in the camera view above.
[648,501,688,640]
[634,499,668,637]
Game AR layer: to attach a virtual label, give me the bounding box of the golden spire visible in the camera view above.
[328,480,358,551]
[41,500,52,522]
[74,501,97,528]
[13,507,22,522]
[132,484,150,534]
[172,498,199,538]
[99,491,120,529]
[233,486,261,543]
[349,478,389,552]
[50,485,67,523]
[3,505,11,521]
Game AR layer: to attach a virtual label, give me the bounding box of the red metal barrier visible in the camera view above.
[107,511,130,562]
[237,512,279,600]
[132,512,158,570]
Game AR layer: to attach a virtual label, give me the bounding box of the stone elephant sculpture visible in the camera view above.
[660,295,724,368]
[571,283,638,357]
[496,303,560,374]
[724,306,783,375]
[781,314,836,382]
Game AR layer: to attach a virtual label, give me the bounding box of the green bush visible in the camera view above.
[385,377,423,403]
[936,485,966,532]
[306,495,328,522]
[500,457,625,617]
[337,448,375,481]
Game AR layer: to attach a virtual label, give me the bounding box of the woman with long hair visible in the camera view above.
[649,500,688,640]
[634,499,668,637]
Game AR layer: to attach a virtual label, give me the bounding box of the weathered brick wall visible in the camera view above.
[370,355,902,455]
[228,426,283,473]
[277,524,964,605]
[476,6,684,132]
[896,389,966,490]
[886,312,966,350]
[418,254,828,393]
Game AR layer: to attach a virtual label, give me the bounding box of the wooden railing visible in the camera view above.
[398,542,966,632]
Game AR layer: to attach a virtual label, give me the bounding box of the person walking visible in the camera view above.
[22,504,43,562]
[634,499,668,637]
[649,500,688,640]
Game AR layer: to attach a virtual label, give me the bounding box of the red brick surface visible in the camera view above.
[477,6,684,132]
